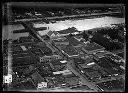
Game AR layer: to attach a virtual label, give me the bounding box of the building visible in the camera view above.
[53,69,72,75]
[66,36,83,48]
[45,77,55,88]
[36,43,53,55]
[52,37,69,46]
[37,82,47,90]
[82,42,105,54]
[26,42,59,63]
[12,45,37,67]
[53,75,66,87]
[30,71,46,88]
[58,45,79,57]
[50,59,67,69]
[57,27,80,36]
[40,55,62,62]
[36,63,54,77]
[21,80,36,90]
[49,59,70,75]
[22,65,36,76]
[64,73,81,88]
[18,36,35,43]
[96,57,124,76]
[46,31,60,39]
[96,79,125,92]
[65,76,80,88]
[73,35,84,41]
[94,50,109,58]
[11,45,24,53]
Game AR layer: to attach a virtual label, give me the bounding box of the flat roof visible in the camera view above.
[60,60,67,63]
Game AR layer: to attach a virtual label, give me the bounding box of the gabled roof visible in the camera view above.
[47,31,59,37]
[66,36,82,46]
[83,42,105,53]
[74,35,83,40]
[51,59,67,66]
[53,38,69,43]
[60,45,79,57]
[57,27,79,34]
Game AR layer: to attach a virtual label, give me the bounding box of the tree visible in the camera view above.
[83,31,89,40]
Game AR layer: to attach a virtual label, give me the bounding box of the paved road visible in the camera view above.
[67,59,100,92]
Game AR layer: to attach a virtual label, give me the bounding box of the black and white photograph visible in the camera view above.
[2,2,125,92]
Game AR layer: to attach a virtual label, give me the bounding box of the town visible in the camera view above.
[3,3,125,92]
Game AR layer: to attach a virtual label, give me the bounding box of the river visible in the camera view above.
[2,16,125,40]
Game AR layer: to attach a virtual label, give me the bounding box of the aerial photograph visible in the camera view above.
[2,2,125,92]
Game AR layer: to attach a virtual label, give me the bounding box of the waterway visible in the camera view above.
[2,16,125,40]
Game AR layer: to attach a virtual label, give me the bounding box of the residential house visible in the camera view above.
[66,36,83,48]
[82,42,105,54]
[52,37,69,46]
[30,71,46,88]
[46,31,60,39]
[40,55,62,62]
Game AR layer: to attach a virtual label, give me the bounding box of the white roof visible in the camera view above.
[53,69,71,75]
[60,60,67,63]
[87,62,95,66]
[20,46,27,51]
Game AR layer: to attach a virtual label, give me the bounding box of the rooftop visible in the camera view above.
[82,42,105,53]
[57,27,79,35]
[19,36,34,43]
[97,57,124,75]
[31,72,46,86]
[12,54,37,67]
[96,80,124,92]
[74,56,93,64]
[29,43,52,56]
[47,31,59,37]
[53,38,69,44]
[66,36,82,47]
[73,35,83,40]
[60,45,79,57]
[13,52,31,58]
[11,45,23,52]
[51,59,67,66]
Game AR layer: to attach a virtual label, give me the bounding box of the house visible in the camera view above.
[53,69,72,75]
[59,45,79,58]
[73,35,84,41]
[52,37,69,46]
[65,76,80,87]
[66,36,83,48]
[56,27,80,36]
[31,71,46,88]
[37,82,47,90]
[50,59,68,72]
[46,31,60,39]
[82,42,105,54]
[40,55,62,62]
